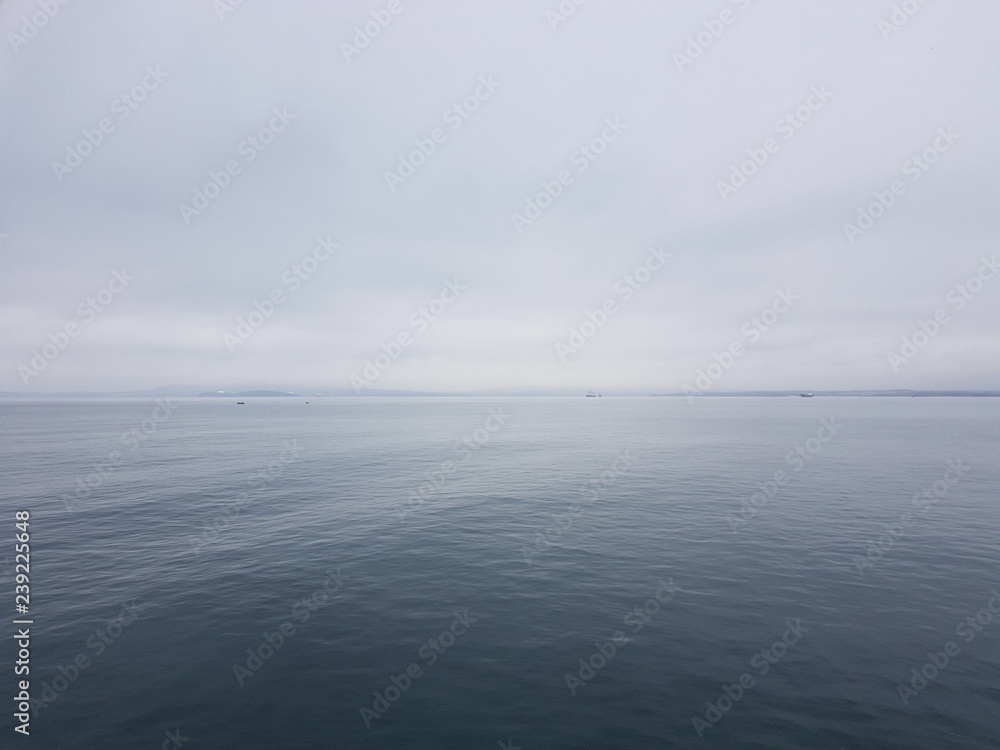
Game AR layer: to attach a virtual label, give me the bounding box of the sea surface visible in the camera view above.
[1,396,998,749]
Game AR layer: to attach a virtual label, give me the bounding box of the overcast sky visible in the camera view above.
[2,0,998,393]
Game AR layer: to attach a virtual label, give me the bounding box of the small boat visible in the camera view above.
[237,401,245,405]
[586,392,598,397]
[800,392,814,398]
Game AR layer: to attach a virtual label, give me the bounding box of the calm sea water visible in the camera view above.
[1,396,998,749]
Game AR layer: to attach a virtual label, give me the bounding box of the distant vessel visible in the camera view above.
[800,392,814,398]
[237,401,245,405]
[585,392,602,398]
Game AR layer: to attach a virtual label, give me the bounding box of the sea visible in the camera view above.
[1,396,998,749]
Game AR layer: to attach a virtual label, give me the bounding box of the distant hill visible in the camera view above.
[197,390,299,397]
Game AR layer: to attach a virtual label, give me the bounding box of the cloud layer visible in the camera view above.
[2,0,998,392]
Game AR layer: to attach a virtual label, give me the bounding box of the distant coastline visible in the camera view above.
[2,388,999,399]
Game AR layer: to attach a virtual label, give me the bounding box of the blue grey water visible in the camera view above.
[1,397,999,748]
